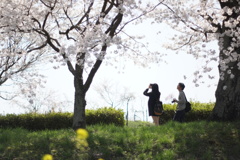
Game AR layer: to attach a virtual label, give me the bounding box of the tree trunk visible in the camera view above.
[212,63,240,120]
[212,29,240,120]
[72,88,86,130]
[72,65,86,130]
[71,10,123,129]
[212,0,240,120]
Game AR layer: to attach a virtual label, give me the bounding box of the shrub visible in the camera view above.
[160,102,214,124]
[0,107,124,130]
[86,107,124,126]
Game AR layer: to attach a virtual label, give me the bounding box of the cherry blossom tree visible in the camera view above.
[0,0,163,129]
[153,0,240,120]
[0,32,46,100]
[12,89,72,113]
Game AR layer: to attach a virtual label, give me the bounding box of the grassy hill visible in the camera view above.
[0,121,239,160]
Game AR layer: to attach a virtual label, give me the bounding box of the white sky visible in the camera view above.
[0,19,219,121]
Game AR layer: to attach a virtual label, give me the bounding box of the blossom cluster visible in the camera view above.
[151,0,240,88]
[0,0,164,99]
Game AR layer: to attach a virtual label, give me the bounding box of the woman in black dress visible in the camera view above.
[143,83,161,126]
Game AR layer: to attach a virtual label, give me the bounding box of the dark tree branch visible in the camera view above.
[40,0,51,8]
[59,1,94,40]
[84,46,106,92]
[44,30,76,75]
[95,0,114,31]
[76,1,94,26]
[0,57,20,78]
[0,78,8,86]
[105,13,123,37]
[27,42,47,53]
[32,10,76,76]
[42,12,50,29]
[23,0,34,16]
[62,52,76,76]
[0,50,43,90]
[84,1,124,92]
[0,94,15,100]
[63,8,74,26]
[199,13,222,33]
[32,17,42,28]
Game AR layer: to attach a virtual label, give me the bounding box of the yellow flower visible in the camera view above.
[42,154,53,160]
[98,158,104,160]
[81,140,89,147]
[76,129,89,139]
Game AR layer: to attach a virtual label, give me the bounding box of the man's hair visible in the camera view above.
[179,83,185,90]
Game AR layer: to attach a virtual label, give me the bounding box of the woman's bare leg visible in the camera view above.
[156,116,160,125]
[152,116,156,125]
[152,116,160,126]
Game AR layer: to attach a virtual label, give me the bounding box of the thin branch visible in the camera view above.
[40,0,51,8]
[0,94,16,100]
[62,52,76,76]
[0,57,20,78]
[32,17,42,28]
[27,42,47,53]
[63,7,74,26]
[172,36,200,50]
[120,30,151,58]
[42,12,50,29]
[59,1,94,40]
[162,3,204,33]
[116,1,165,34]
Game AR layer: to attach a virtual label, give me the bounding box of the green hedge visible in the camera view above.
[160,102,214,124]
[0,107,124,130]
[86,107,124,126]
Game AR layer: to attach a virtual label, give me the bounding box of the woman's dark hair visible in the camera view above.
[152,83,160,94]
[178,83,185,90]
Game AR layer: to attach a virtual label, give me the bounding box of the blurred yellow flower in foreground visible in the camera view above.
[98,158,104,160]
[42,154,53,160]
[76,128,89,139]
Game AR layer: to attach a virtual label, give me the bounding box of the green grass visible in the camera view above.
[0,121,239,160]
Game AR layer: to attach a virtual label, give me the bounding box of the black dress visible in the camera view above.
[143,89,161,116]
